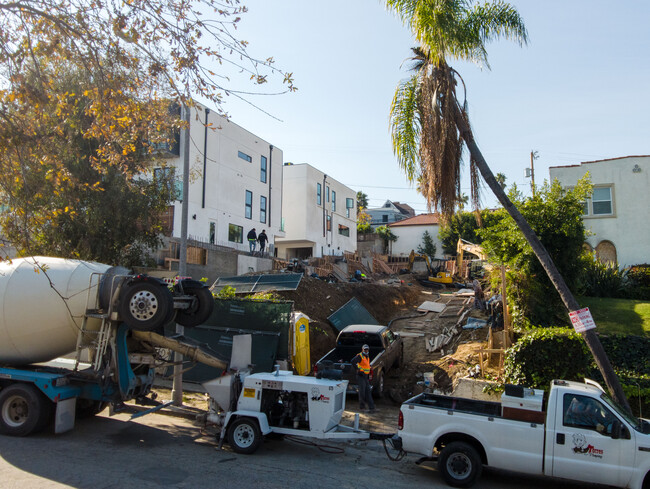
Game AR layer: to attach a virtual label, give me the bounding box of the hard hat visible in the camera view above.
[362,344,369,351]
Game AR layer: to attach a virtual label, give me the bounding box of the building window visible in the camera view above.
[209,222,216,244]
[228,224,243,243]
[238,151,252,163]
[338,225,349,237]
[154,167,182,201]
[382,214,388,223]
[592,187,612,215]
[327,186,330,202]
[327,215,331,231]
[260,195,267,223]
[260,156,267,183]
[332,191,336,212]
[317,183,322,205]
[245,190,253,219]
[346,198,354,218]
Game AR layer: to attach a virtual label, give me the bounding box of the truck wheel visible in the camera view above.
[373,372,385,399]
[228,418,262,454]
[175,285,214,328]
[0,384,48,436]
[119,281,173,331]
[438,441,482,488]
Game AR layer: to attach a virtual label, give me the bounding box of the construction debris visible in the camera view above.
[416,301,447,313]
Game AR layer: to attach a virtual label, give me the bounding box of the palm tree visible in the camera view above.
[387,0,630,412]
[495,172,507,190]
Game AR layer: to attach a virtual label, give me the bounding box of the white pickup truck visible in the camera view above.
[398,379,650,488]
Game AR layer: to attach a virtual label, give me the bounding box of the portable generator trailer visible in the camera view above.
[202,367,395,454]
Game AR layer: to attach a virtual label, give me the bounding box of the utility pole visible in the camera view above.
[172,102,191,406]
[529,150,538,197]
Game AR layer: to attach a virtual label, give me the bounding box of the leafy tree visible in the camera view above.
[438,209,502,255]
[357,209,372,234]
[356,191,369,213]
[386,0,630,410]
[375,225,398,254]
[0,61,176,266]
[417,230,437,260]
[480,178,592,326]
[0,0,294,262]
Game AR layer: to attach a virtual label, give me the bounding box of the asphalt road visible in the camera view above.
[0,410,613,489]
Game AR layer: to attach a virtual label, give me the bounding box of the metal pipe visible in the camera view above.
[202,108,210,208]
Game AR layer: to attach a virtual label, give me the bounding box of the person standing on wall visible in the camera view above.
[351,344,375,412]
[257,230,268,257]
[247,228,257,254]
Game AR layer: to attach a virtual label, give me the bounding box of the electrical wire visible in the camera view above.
[382,438,406,462]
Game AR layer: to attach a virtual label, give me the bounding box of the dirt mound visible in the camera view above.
[276,275,427,361]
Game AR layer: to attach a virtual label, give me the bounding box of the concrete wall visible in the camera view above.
[161,102,284,254]
[549,156,650,267]
[277,163,357,258]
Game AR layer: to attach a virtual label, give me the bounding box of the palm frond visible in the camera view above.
[389,73,421,181]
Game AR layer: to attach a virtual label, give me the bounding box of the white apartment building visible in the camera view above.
[275,163,357,259]
[549,155,649,267]
[157,102,284,253]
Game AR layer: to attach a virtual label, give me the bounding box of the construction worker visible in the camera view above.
[351,344,375,412]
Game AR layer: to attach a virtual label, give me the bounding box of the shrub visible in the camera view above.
[504,329,650,416]
[579,255,629,298]
[504,328,590,388]
[627,264,650,300]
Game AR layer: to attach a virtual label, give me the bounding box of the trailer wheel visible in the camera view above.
[0,384,48,436]
[175,285,214,328]
[228,418,262,454]
[119,281,173,331]
[438,441,482,488]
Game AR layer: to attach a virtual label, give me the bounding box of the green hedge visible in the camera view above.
[504,329,650,416]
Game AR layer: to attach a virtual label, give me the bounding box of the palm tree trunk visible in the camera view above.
[453,105,632,414]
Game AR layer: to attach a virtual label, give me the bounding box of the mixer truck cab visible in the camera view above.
[0,256,215,437]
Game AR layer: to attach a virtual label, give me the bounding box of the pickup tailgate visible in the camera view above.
[400,399,545,475]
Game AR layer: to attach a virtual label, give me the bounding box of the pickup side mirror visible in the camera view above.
[610,419,626,439]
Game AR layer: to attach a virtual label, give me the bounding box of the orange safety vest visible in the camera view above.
[357,353,370,375]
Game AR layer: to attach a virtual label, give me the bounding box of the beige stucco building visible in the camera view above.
[549,155,649,267]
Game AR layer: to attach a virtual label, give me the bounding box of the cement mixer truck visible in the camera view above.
[0,256,220,437]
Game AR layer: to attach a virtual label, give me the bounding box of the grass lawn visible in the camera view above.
[578,296,650,336]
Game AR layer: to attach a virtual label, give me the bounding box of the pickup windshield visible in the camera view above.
[337,333,382,348]
[599,392,644,432]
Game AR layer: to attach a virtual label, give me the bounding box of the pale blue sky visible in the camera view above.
[212,0,650,213]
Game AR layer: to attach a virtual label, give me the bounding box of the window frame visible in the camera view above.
[260,155,267,183]
[245,190,253,219]
[228,223,243,243]
[260,195,267,223]
[317,183,322,205]
[238,151,252,163]
[332,190,336,212]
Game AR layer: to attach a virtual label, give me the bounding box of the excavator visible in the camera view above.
[407,250,453,286]
[456,238,488,278]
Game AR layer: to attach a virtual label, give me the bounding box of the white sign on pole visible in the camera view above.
[569,307,596,333]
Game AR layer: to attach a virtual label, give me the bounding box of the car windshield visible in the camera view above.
[599,392,642,432]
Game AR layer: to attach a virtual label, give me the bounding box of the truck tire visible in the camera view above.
[174,285,214,328]
[0,384,49,436]
[119,281,173,331]
[373,372,385,399]
[438,441,482,488]
[228,418,262,454]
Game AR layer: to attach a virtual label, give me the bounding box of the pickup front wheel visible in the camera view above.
[438,441,482,488]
